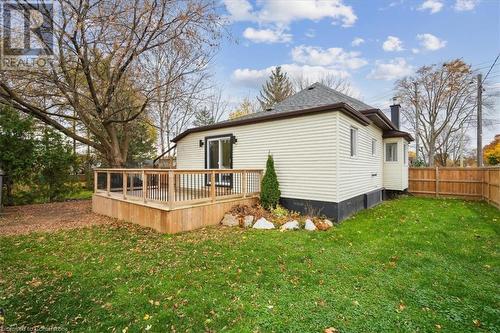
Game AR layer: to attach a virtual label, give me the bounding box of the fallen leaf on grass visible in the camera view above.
[324,327,339,333]
[473,319,481,327]
[396,300,406,312]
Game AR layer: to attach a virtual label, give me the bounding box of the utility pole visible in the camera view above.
[413,81,420,162]
[476,73,483,167]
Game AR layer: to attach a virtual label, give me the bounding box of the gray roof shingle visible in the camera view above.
[215,82,374,125]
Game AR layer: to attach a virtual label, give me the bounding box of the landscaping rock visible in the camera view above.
[243,215,254,228]
[252,217,274,229]
[316,219,334,231]
[221,214,239,227]
[281,220,299,230]
[304,219,317,231]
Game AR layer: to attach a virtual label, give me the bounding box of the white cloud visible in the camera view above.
[233,64,350,88]
[454,0,479,11]
[291,45,368,69]
[417,33,447,50]
[367,58,413,80]
[382,36,404,52]
[418,0,444,14]
[351,37,365,47]
[224,0,357,27]
[224,0,255,21]
[243,27,292,43]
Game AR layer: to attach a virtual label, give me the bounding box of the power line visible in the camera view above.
[482,53,500,84]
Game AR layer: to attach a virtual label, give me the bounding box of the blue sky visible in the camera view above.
[212,0,500,142]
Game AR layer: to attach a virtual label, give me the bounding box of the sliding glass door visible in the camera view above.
[207,136,232,185]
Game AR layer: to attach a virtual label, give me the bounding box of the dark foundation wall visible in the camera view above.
[280,188,384,222]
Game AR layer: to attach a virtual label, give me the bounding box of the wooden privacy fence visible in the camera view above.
[408,167,500,208]
[94,168,262,209]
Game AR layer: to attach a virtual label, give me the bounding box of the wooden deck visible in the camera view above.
[92,168,262,233]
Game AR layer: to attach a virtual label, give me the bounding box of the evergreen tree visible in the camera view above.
[257,66,294,110]
[260,154,281,209]
[193,107,215,127]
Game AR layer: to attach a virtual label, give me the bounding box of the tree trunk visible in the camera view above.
[428,139,435,166]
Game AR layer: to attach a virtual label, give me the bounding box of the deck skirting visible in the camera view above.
[92,194,258,233]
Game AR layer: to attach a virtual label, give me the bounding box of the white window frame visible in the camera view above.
[350,127,358,157]
[206,135,232,185]
[371,138,377,156]
[385,142,398,162]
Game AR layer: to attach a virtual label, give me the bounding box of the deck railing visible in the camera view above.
[94,168,262,208]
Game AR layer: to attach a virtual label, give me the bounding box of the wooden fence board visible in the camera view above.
[409,167,500,208]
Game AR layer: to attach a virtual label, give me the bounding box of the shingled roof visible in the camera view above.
[215,82,374,125]
[172,83,413,142]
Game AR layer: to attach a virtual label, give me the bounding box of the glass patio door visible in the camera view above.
[207,137,232,185]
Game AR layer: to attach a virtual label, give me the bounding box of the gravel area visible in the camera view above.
[0,200,113,236]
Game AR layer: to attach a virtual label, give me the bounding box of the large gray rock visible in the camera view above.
[243,215,254,228]
[304,219,317,231]
[281,220,299,230]
[221,214,239,227]
[252,217,274,229]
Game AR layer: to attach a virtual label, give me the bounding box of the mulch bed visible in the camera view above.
[0,200,114,236]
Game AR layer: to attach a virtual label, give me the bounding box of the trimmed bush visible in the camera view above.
[260,154,281,209]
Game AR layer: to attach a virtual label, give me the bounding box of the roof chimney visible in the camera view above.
[390,100,400,130]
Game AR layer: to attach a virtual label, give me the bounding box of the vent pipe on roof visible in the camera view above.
[390,99,400,130]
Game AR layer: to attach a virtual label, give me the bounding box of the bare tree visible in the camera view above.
[193,87,230,127]
[396,59,477,166]
[0,0,223,166]
[293,73,354,96]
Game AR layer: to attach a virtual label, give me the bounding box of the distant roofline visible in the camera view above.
[172,102,371,142]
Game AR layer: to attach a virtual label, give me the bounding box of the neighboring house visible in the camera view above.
[172,83,413,221]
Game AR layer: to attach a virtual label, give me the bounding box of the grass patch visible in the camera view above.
[1,197,499,332]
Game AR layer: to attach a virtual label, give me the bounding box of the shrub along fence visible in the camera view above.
[408,167,500,208]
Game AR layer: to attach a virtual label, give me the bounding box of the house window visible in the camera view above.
[350,127,358,157]
[371,139,377,156]
[404,143,408,165]
[386,143,398,162]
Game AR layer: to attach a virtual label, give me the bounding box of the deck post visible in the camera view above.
[242,171,247,198]
[106,172,111,196]
[167,170,175,208]
[210,171,216,202]
[123,172,127,199]
[142,170,147,203]
[94,170,97,193]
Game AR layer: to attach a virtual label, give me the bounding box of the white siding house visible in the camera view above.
[173,83,413,220]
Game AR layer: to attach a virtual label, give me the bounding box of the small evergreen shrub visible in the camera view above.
[260,154,281,209]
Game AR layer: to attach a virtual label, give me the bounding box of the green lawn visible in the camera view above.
[1,197,499,332]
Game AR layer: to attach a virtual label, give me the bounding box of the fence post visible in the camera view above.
[122,172,127,200]
[106,172,111,196]
[167,170,175,208]
[94,170,97,193]
[435,167,439,198]
[242,171,247,198]
[210,171,216,202]
[142,170,147,203]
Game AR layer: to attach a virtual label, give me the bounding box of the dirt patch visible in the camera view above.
[0,200,114,236]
